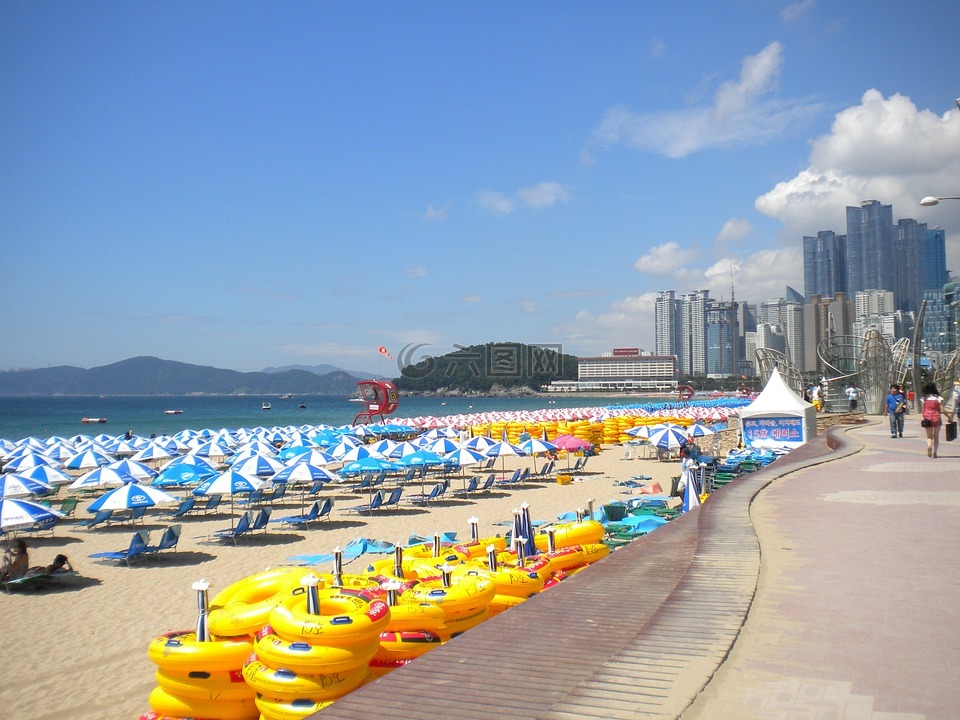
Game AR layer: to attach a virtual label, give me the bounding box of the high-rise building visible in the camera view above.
[654,291,684,367]
[803,293,854,372]
[922,227,948,292]
[681,290,709,376]
[706,301,735,377]
[803,231,847,301]
[846,200,895,297]
[896,218,926,313]
[855,290,895,317]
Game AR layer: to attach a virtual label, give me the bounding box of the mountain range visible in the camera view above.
[0,356,367,396]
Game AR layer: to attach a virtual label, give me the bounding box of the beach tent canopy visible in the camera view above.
[739,368,817,449]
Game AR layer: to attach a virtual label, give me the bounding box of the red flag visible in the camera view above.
[378,346,393,360]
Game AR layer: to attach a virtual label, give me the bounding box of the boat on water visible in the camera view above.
[261,402,272,411]
[163,409,183,415]
[280,394,293,399]
[298,403,307,409]
[81,417,107,424]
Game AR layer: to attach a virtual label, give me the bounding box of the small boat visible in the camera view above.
[261,402,272,411]
[280,394,293,399]
[163,409,183,415]
[298,403,307,409]
[81,417,107,424]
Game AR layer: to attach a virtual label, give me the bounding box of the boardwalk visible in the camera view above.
[317,419,960,719]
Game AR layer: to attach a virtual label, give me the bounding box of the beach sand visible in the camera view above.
[0,444,697,720]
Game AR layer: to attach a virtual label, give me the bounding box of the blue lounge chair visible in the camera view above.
[163,497,195,519]
[145,525,182,555]
[347,489,384,515]
[380,486,404,510]
[196,495,222,514]
[274,500,322,529]
[89,530,151,565]
[58,496,79,518]
[477,475,497,493]
[76,509,114,530]
[211,512,252,545]
[250,508,271,533]
[267,484,287,506]
[496,469,522,487]
[409,483,443,505]
[453,476,480,496]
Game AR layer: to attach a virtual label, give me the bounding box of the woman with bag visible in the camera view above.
[920,382,946,459]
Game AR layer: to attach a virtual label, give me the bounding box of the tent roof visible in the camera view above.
[741,367,813,418]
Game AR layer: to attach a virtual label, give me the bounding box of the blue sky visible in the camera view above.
[2,1,959,375]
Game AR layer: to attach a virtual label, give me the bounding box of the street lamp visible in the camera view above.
[920,196,960,206]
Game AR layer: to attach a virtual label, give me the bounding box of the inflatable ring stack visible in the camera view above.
[207,567,314,639]
[244,579,390,720]
[532,519,606,552]
[145,581,259,720]
[399,572,495,640]
[364,580,448,677]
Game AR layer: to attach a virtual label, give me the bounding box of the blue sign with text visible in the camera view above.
[742,416,804,446]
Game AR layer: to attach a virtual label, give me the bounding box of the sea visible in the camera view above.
[0,394,660,442]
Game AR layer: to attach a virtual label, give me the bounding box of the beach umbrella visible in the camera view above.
[2,451,61,473]
[441,447,487,469]
[271,463,339,486]
[425,437,460,455]
[682,469,701,513]
[193,469,264,527]
[624,425,654,438]
[160,454,219,477]
[87,483,178,513]
[63,449,115,471]
[153,463,213,487]
[0,497,64,533]
[551,434,593,469]
[686,423,716,438]
[338,457,398,477]
[336,445,379,464]
[106,459,158,482]
[231,454,285,478]
[519,437,557,473]
[69,466,138,490]
[17,464,75,487]
[463,435,498,453]
[130,443,174,464]
[398,450,444,468]
[484,440,526,475]
[0,473,54,499]
[286,449,337,467]
[647,426,689,451]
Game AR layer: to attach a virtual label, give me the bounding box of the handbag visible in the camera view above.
[947,421,958,442]
[921,418,932,428]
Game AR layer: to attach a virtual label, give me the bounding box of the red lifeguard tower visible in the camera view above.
[352,380,400,424]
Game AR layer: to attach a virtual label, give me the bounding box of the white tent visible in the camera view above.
[739,368,817,449]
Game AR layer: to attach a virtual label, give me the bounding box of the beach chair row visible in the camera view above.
[209,508,272,545]
[88,525,182,566]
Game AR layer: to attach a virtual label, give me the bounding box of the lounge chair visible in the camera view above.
[239,489,267,507]
[4,567,80,593]
[89,530,151,565]
[211,512,252,545]
[379,486,404,510]
[408,483,443,505]
[196,495,222,514]
[163,497,196,519]
[347,489,384,515]
[496,469,522,487]
[274,500,323,529]
[250,508,271,533]
[57,496,79,518]
[453,476,480,496]
[76,509,114,530]
[476,475,497,493]
[267,484,287,506]
[145,525,181,555]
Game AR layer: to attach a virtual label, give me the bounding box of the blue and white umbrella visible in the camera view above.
[682,469,701,513]
[647,426,689,450]
[107,459,158,481]
[339,457,399,477]
[686,422,716,438]
[398,450,444,468]
[2,451,61,473]
[130,442,174,464]
[271,463,339,485]
[287,449,337,467]
[463,435,498,453]
[231,454,284,478]
[426,438,460,455]
[192,469,263,497]
[63,449,115,471]
[0,474,54,499]
[0,497,64,532]
[87,483,178,512]
[160,454,219,478]
[484,440,527,474]
[441,447,487,469]
[69,466,138,490]
[153,464,210,488]
[17,464,75,487]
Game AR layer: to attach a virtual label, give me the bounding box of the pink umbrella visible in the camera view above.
[552,434,593,469]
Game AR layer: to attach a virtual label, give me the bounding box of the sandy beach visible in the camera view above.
[0,440,706,720]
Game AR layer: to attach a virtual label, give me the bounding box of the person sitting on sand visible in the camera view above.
[0,539,30,581]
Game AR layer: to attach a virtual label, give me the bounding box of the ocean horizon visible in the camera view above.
[0,393,663,442]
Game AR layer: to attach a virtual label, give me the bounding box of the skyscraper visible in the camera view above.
[682,290,709,376]
[803,231,847,301]
[845,200,895,296]
[654,291,684,368]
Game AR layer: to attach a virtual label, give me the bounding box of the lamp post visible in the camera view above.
[920,196,960,206]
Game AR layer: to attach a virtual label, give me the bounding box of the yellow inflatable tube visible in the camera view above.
[154,668,252,702]
[533,519,605,551]
[450,563,544,598]
[254,694,334,720]
[148,631,253,673]
[242,658,367,701]
[208,567,313,638]
[254,631,380,675]
[148,686,258,720]
[268,587,390,647]
[399,576,495,620]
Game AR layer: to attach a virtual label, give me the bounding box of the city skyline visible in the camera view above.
[2,3,958,374]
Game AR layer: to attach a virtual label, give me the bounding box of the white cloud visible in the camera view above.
[423,204,447,221]
[519,300,537,314]
[477,190,515,214]
[478,182,570,214]
[517,182,570,209]
[755,90,960,246]
[781,0,814,23]
[404,266,427,278]
[634,241,698,275]
[716,218,753,244]
[589,42,822,158]
[649,39,666,59]
[554,293,661,354]
[462,294,482,303]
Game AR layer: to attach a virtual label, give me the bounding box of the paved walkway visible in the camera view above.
[317,419,960,719]
[683,418,960,720]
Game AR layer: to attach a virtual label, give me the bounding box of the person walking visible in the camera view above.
[882,383,907,438]
[845,384,860,413]
[920,382,946,459]
[946,379,960,424]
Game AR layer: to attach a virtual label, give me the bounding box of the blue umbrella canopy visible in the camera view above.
[647,426,689,450]
[0,497,64,532]
[152,464,210,488]
[2,450,61,473]
[192,470,263,496]
[0,474,53,499]
[271,463,339,485]
[231,454,284,478]
[63,449,115,471]
[106,459,158,481]
[87,483,177,512]
[397,450,444,467]
[69,466,138,490]
[339,457,399,477]
[17,464,75,487]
